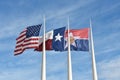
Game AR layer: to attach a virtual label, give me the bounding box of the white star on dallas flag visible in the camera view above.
[55,33,63,41]
[65,33,79,49]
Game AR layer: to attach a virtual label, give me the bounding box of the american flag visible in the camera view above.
[14,24,42,55]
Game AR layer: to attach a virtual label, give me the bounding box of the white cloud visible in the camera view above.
[0,14,43,39]
[98,55,120,80]
[0,0,96,39]
[46,0,96,19]
[95,31,120,55]
[0,68,40,80]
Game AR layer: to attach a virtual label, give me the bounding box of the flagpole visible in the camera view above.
[41,15,46,80]
[67,17,73,80]
[89,19,98,80]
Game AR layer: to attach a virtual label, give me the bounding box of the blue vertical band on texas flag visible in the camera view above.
[52,27,66,51]
[65,28,89,51]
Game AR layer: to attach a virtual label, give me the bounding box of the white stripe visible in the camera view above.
[14,50,23,54]
[19,31,26,36]
[16,42,23,47]
[23,40,39,45]
[16,31,26,39]
[23,44,39,48]
[65,36,88,40]
[14,46,22,51]
[74,36,88,40]
[38,31,53,45]
[16,40,39,47]
[39,37,43,44]
[45,30,53,39]
[27,36,40,39]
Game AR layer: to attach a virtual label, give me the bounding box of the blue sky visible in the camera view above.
[0,0,120,80]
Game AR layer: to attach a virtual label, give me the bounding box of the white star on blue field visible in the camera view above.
[0,0,120,80]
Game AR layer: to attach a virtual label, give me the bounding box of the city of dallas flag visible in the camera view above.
[35,28,89,51]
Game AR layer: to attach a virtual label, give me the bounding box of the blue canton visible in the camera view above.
[26,24,42,38]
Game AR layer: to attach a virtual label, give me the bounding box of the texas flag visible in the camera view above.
[35,27,66,51]
[52,27,66,51]
[35,30,53,51]
[65,28,89,51]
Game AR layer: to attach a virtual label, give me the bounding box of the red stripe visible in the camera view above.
[16,34,26,40]
[24,38,39,42]
[14,49,25,56]
[16,29,26,40]
[16,37,26,44]
[65,28,89,38]
[14,48,23,53]
[16,41,39,48]
[20,29,27,34]
[15,45,22,48]
[14,47,25,52]
[24,46,38,49]
[23,42,39,46]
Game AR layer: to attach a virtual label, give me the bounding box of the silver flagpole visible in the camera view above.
[41,15,46,80]
[90,19,98,80]
[67,17,73,80]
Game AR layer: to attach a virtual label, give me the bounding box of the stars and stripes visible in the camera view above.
[14,24,41,55]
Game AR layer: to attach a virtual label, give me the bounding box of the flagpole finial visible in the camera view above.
[90,18,92,29]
